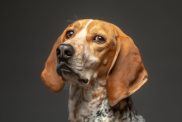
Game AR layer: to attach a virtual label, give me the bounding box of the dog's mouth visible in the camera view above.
[57,62,72,74]
[56,62,89,85]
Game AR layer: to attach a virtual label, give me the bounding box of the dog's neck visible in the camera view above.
[68,80,144,122]
[68,79,108,121]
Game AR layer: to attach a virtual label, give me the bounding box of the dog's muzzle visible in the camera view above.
[56,44,89,84]
[56,44,75,63]
[56,44,75,74]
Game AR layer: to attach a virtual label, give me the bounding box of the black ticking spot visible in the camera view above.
[105,108,109,113]
[96,111,102,116]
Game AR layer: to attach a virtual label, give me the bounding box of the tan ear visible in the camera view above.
[107,34,148,106]
[41,40,64,92]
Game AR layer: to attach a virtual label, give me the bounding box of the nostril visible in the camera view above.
[56,48,61,56]
[65,49,72,57]
[57,44,74,61]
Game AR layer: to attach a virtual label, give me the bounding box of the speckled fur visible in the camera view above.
[68,80,145,122]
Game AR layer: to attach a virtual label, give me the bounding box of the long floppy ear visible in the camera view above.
[107,33,148,106]
[41,40,64,92]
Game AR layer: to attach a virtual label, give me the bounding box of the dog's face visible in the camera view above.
[56,19,117,86]
[41,19,148,106]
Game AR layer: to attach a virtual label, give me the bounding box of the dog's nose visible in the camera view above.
[56,44,75,62]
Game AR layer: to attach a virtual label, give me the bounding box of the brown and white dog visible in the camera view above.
[41,19,148,122]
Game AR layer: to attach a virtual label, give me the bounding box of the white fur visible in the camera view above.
[68,80,146,122]
[65,19,99,84]
[75,19,93,41]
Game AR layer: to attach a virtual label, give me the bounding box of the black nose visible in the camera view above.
[56,44,75,62]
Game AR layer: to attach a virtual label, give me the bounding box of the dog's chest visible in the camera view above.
[68,84,116,122]
[78,99,115,122]
[68,85,145,122]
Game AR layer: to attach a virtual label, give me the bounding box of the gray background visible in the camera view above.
[1,0,182,122]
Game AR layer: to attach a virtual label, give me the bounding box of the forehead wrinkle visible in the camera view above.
[88,22,113,38]
[64,20,93,44]
[74,19,93,40]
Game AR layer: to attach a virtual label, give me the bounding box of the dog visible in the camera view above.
[41,19,148,122]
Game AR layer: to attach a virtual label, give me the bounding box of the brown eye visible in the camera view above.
[93,35,106,44]
[65,30,74,39]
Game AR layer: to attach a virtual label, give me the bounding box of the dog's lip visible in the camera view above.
[60,64,71,72]
[57,62,89,85]
[78,78,89,84]
[57,62,73,74]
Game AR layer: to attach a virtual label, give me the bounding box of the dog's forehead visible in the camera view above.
[69,19,91,29]
[70,19,114,32]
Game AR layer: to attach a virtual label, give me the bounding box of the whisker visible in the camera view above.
[72,58,82,61]
[72,64,83,68]
[72,61,82,64]
[75,68,83,71]
[69,65,83,71]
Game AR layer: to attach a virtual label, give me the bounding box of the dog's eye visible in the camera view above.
[65,30,74,39]
[93,35,106,44]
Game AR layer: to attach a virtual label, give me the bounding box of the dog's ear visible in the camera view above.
[107,30,148,106]
[41,39,64,92]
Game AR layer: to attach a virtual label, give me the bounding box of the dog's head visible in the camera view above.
[41,19,148,106]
